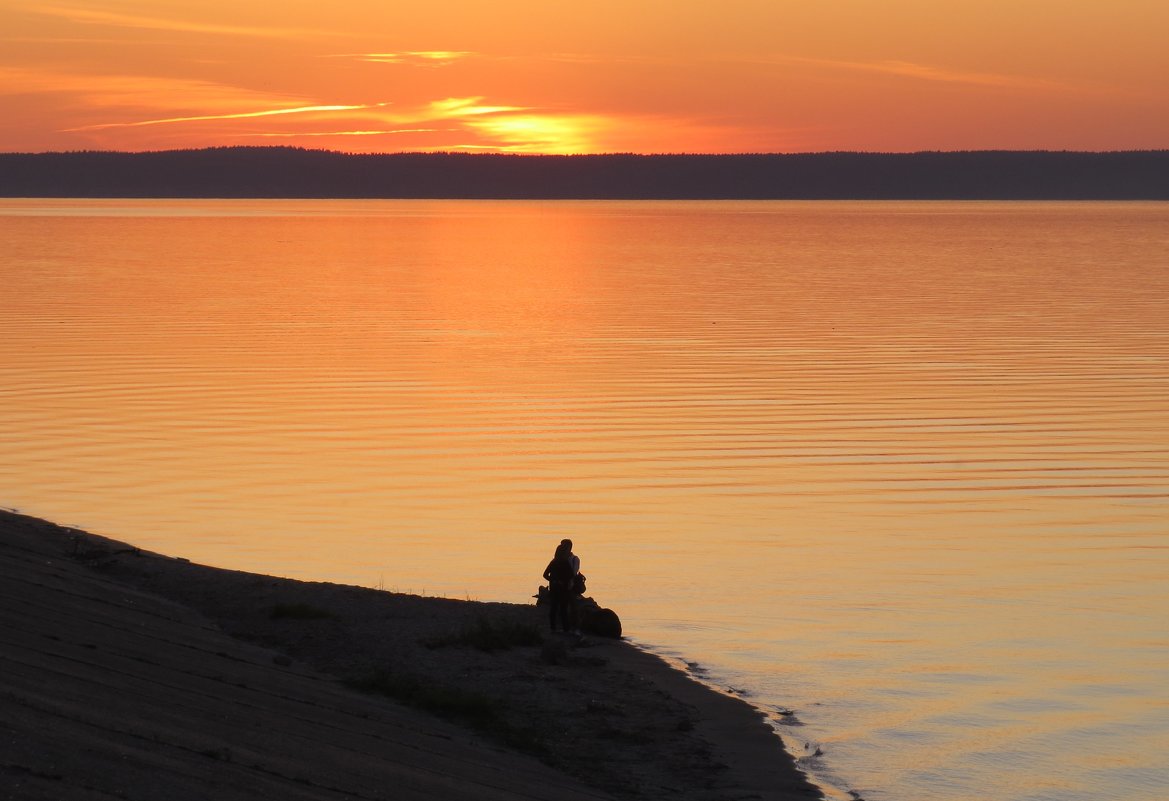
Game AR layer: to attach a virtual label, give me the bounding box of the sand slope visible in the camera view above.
[1,511,820,801]
[1,513,615,800]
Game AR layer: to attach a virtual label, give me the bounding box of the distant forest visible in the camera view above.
[2,148,1168,199]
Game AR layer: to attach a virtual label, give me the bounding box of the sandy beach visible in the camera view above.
[1,509,821,801]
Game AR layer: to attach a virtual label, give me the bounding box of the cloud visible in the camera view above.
[241,128,449,139]
[426,97,524,118]
[0,66,299,112]
[754,53,1063,91]
[65,103,391,131]
[507,50,1064,92]
[339,51,474,66]
[32,5,334,40]
[2,59,707,154]
[839,59,1059,90]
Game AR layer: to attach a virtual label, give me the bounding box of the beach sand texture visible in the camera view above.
[1,510,820,801]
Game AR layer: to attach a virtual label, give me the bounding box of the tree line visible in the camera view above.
[2,148,1167,199]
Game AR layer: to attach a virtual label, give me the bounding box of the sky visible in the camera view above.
[2,1,1168,154]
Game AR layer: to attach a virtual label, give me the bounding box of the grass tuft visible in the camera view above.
[346,670,545,754]
[346,670,497,726]
[420,616,544,652]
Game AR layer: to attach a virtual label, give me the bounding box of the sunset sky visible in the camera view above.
[2,1,1167,154]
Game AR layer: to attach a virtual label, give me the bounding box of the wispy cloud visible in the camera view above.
[65,103,390,131]
[750,53,1064,91]
[5,59,694,154]
[508,49,1065,92]
[509,52,675,67]
[0,66,300,112]
[836,59,1059,90]
[0,35,129,45]
[33,5,334,40]
[426,97,523,118]
[337,51,474,66]
[242,128,449,138]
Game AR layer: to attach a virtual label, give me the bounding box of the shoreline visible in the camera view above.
[1,508,822,800]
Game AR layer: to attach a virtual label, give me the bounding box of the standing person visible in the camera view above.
[560,538,581,576]
[543,540,576,633]
[558,538,586,635]
[561,538,586,598]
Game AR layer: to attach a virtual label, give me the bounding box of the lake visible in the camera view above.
[2,198,1166,801]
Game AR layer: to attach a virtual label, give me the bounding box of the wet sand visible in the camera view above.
[0,509,821,800]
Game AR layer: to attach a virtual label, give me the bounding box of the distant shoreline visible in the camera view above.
[2,148,1168,199]
[0,507,822,800]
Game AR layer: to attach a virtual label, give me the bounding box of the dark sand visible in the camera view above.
[1,510,821,801]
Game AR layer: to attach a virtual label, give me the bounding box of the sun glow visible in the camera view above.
[2,0,1167,153]
[466,114,599,154]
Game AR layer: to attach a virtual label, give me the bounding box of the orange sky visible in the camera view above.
[2,1,1167,154]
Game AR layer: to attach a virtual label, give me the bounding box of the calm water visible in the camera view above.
[2,199,1167,801]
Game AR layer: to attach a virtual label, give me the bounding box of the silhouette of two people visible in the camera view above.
[542,538,582,634]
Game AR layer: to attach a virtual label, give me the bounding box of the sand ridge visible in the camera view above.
[1,510,821,800]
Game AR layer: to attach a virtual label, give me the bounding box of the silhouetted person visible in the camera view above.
[543,540,577,633]
[561,537,587,599]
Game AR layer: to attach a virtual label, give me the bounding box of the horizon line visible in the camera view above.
[5,146,1169,158]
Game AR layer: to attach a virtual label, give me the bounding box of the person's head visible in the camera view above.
[560,538,573,552]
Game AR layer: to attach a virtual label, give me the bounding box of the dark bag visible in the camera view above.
[573,572,587,594]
